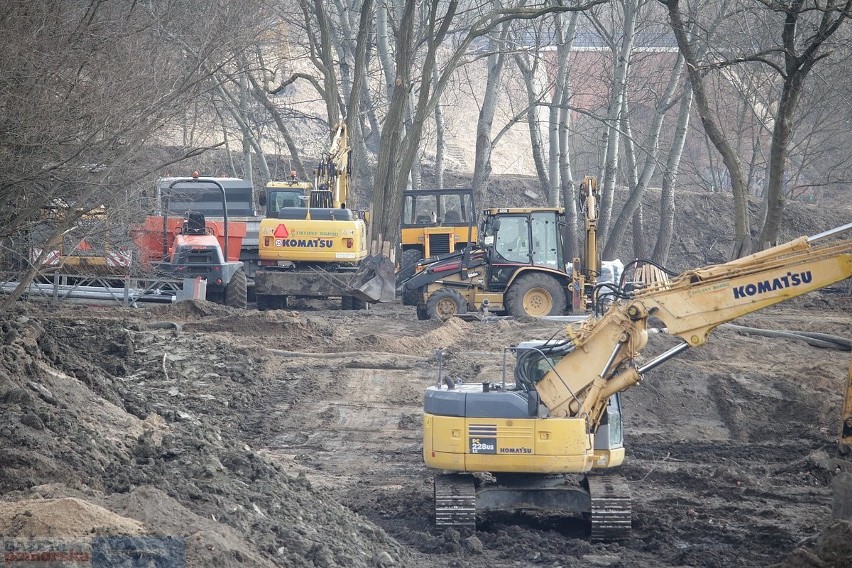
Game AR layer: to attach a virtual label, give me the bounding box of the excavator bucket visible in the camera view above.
[348,254,397,303]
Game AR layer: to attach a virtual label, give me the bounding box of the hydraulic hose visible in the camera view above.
[722,324,851,352]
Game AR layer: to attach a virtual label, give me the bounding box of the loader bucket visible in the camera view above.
[348,254,397,303]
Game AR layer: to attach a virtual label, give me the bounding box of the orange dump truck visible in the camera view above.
[132,177,249,308]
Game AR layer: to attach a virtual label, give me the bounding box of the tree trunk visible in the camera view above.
[598,0,638,241]
[652,85,693,265]
[663,0,752,258]
[515,52,549,196]
[433,64,446,189]
[371,0,415,246]
[239,74,254,186]
[471,24,510,196]
[632,205,646,259]
[603,54,685,259]
[312,0,341,125]
[376,1,396,99]
[549,11,578,208]
[558,87,578,258]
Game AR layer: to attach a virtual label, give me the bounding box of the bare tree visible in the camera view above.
[370,1,608,248]
[756,0,851,247]
[661,0,850,254]
[651,83,694,265]
[514,46,551,197]
[602,49,687,259]
[0,0,262,308]
[471,22,513,196]
[661,0,756,257]
[594,0,641,241]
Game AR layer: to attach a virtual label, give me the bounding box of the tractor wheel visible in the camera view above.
[426,288,468,321]
[505,273,566,318]
[399,249,424,306]
[225,269,248,309]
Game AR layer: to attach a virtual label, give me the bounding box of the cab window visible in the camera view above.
[530,211,561,268]
[494,215,530,263]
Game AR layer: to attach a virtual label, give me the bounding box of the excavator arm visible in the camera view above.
[533,223,852,427]
[312,122,352,209]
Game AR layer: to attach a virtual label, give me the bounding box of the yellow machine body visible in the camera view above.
[258,214,368,264]
[400,225,478,259]
[400,188,477,259]
[423,413,624,473]
[423,223,852,536]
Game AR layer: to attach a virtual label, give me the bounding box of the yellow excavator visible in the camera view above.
[423,222,852,539]
[255,123,395,309]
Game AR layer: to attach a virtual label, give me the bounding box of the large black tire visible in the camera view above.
[426,288,468,321]
[416,304,429,320]
[224,269,248,309]
[399,248,424,306]
[504,273,567,318]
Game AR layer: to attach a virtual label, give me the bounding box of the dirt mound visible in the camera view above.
[0,305,410,567]
[0,498,146,538]
[2,291,850,567]
[771,520,852,568]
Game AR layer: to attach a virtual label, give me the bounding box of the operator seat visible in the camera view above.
[184,212,207,235]
[444,210,461,223]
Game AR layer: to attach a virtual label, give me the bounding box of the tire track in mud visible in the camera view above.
[257,353,432,485]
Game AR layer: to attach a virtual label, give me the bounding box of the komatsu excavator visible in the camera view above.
[255,123,396,309]
[423,222,852,540]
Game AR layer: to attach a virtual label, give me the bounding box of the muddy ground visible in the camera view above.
[1,189,851,567]
[1,290,850,567]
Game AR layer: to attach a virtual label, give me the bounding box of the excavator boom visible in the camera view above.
[312,122,352,209]
[535,223,852,422]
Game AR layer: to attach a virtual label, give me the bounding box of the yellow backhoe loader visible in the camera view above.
[403,176,606,319]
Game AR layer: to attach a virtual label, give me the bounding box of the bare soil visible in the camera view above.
[1,190,851,567]
[1,292,850,567]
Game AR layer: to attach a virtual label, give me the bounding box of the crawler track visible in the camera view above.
[587,474,632,541]
[434,473,476,526]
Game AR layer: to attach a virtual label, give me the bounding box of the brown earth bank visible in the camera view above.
[1,292,850,567]
[1,191,850,567]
